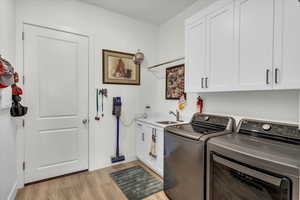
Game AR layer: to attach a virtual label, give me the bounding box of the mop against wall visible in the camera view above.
[111,97,125,163]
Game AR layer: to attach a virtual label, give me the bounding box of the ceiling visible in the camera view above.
[80,0,199,25]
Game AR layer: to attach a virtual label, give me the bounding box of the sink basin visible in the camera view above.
[156,121,178,125]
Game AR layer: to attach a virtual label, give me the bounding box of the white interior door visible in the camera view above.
[206,2,236,91]
[23,24,89,183]
[235,0,274,90]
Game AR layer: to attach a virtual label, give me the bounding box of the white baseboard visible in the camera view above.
[7,181,18,200]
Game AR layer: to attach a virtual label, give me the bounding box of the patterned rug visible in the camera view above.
[110,165,163,200]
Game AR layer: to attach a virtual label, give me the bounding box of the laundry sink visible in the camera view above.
[156,121,178,125]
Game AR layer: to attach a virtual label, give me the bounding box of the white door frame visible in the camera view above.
[16,22,96,188]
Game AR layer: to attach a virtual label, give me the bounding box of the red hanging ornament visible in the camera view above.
[0,57,14,88]
[11,84,23,95]
[0,60,5,76]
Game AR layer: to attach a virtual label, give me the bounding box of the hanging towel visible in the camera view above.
[149,131,157,159]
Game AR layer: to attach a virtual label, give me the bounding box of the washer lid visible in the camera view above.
[166,113,234,140]
[166,124,220,140]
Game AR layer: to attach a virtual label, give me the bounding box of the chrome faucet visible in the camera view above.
[169,110,180,122]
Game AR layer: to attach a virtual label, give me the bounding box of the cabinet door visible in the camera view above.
[273,0,300,89]
[185,18,207,92]
[156,128,164,177]
[135,122,146,162]
[206,2,236,91]
[144,126,163,176]
[144,125,154,168]
[235,0,274,90]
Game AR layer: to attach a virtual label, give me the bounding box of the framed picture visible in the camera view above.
[102,49,140,85]
[166,64,185,100]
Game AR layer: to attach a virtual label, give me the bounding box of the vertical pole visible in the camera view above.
[116,116,120,157]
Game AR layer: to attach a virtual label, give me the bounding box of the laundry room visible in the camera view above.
[0,0,300,200]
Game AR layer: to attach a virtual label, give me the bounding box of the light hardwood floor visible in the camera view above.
[16,161,169,200]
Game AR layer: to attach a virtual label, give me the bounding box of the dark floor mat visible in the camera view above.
[110,165,163,200]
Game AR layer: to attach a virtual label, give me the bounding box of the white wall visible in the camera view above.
[146,0,300,124]
[0,0,18,199]
[16,0,158,181]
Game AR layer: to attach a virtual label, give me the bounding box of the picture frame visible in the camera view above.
[166,64,185,100]
[102,49,140,85]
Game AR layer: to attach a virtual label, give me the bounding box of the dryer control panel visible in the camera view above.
[239,119,300,143]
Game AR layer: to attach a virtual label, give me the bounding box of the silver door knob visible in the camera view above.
[82,119,88,124]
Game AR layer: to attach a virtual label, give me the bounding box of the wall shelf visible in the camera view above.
[147,57,184,70]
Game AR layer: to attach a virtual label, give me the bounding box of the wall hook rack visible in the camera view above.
[99,88,108,97]
[95,88,108,120]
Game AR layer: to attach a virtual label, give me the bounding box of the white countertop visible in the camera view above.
[136,115,189,128]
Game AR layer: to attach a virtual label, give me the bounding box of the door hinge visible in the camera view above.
[22,119,25,128]
[22,32,25,41]
[22,162,26,171]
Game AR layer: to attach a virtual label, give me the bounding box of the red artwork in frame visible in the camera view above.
[166,64,185,100]
[102,49,140,85]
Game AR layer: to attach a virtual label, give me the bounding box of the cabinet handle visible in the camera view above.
[201,78,204,88]
[142,133,144,141]
[266,69,270,85]
[205,77,208,88]
[151,128,157,137]
[275,68,279,84]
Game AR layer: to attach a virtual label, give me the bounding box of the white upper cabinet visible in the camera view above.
[206,2,236,91]
[235,0,274,90]
[185,18,207,92]
[273,0,300,89]
[185,0,300,92]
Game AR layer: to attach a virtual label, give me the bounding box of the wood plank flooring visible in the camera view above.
[16,161,169,200]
